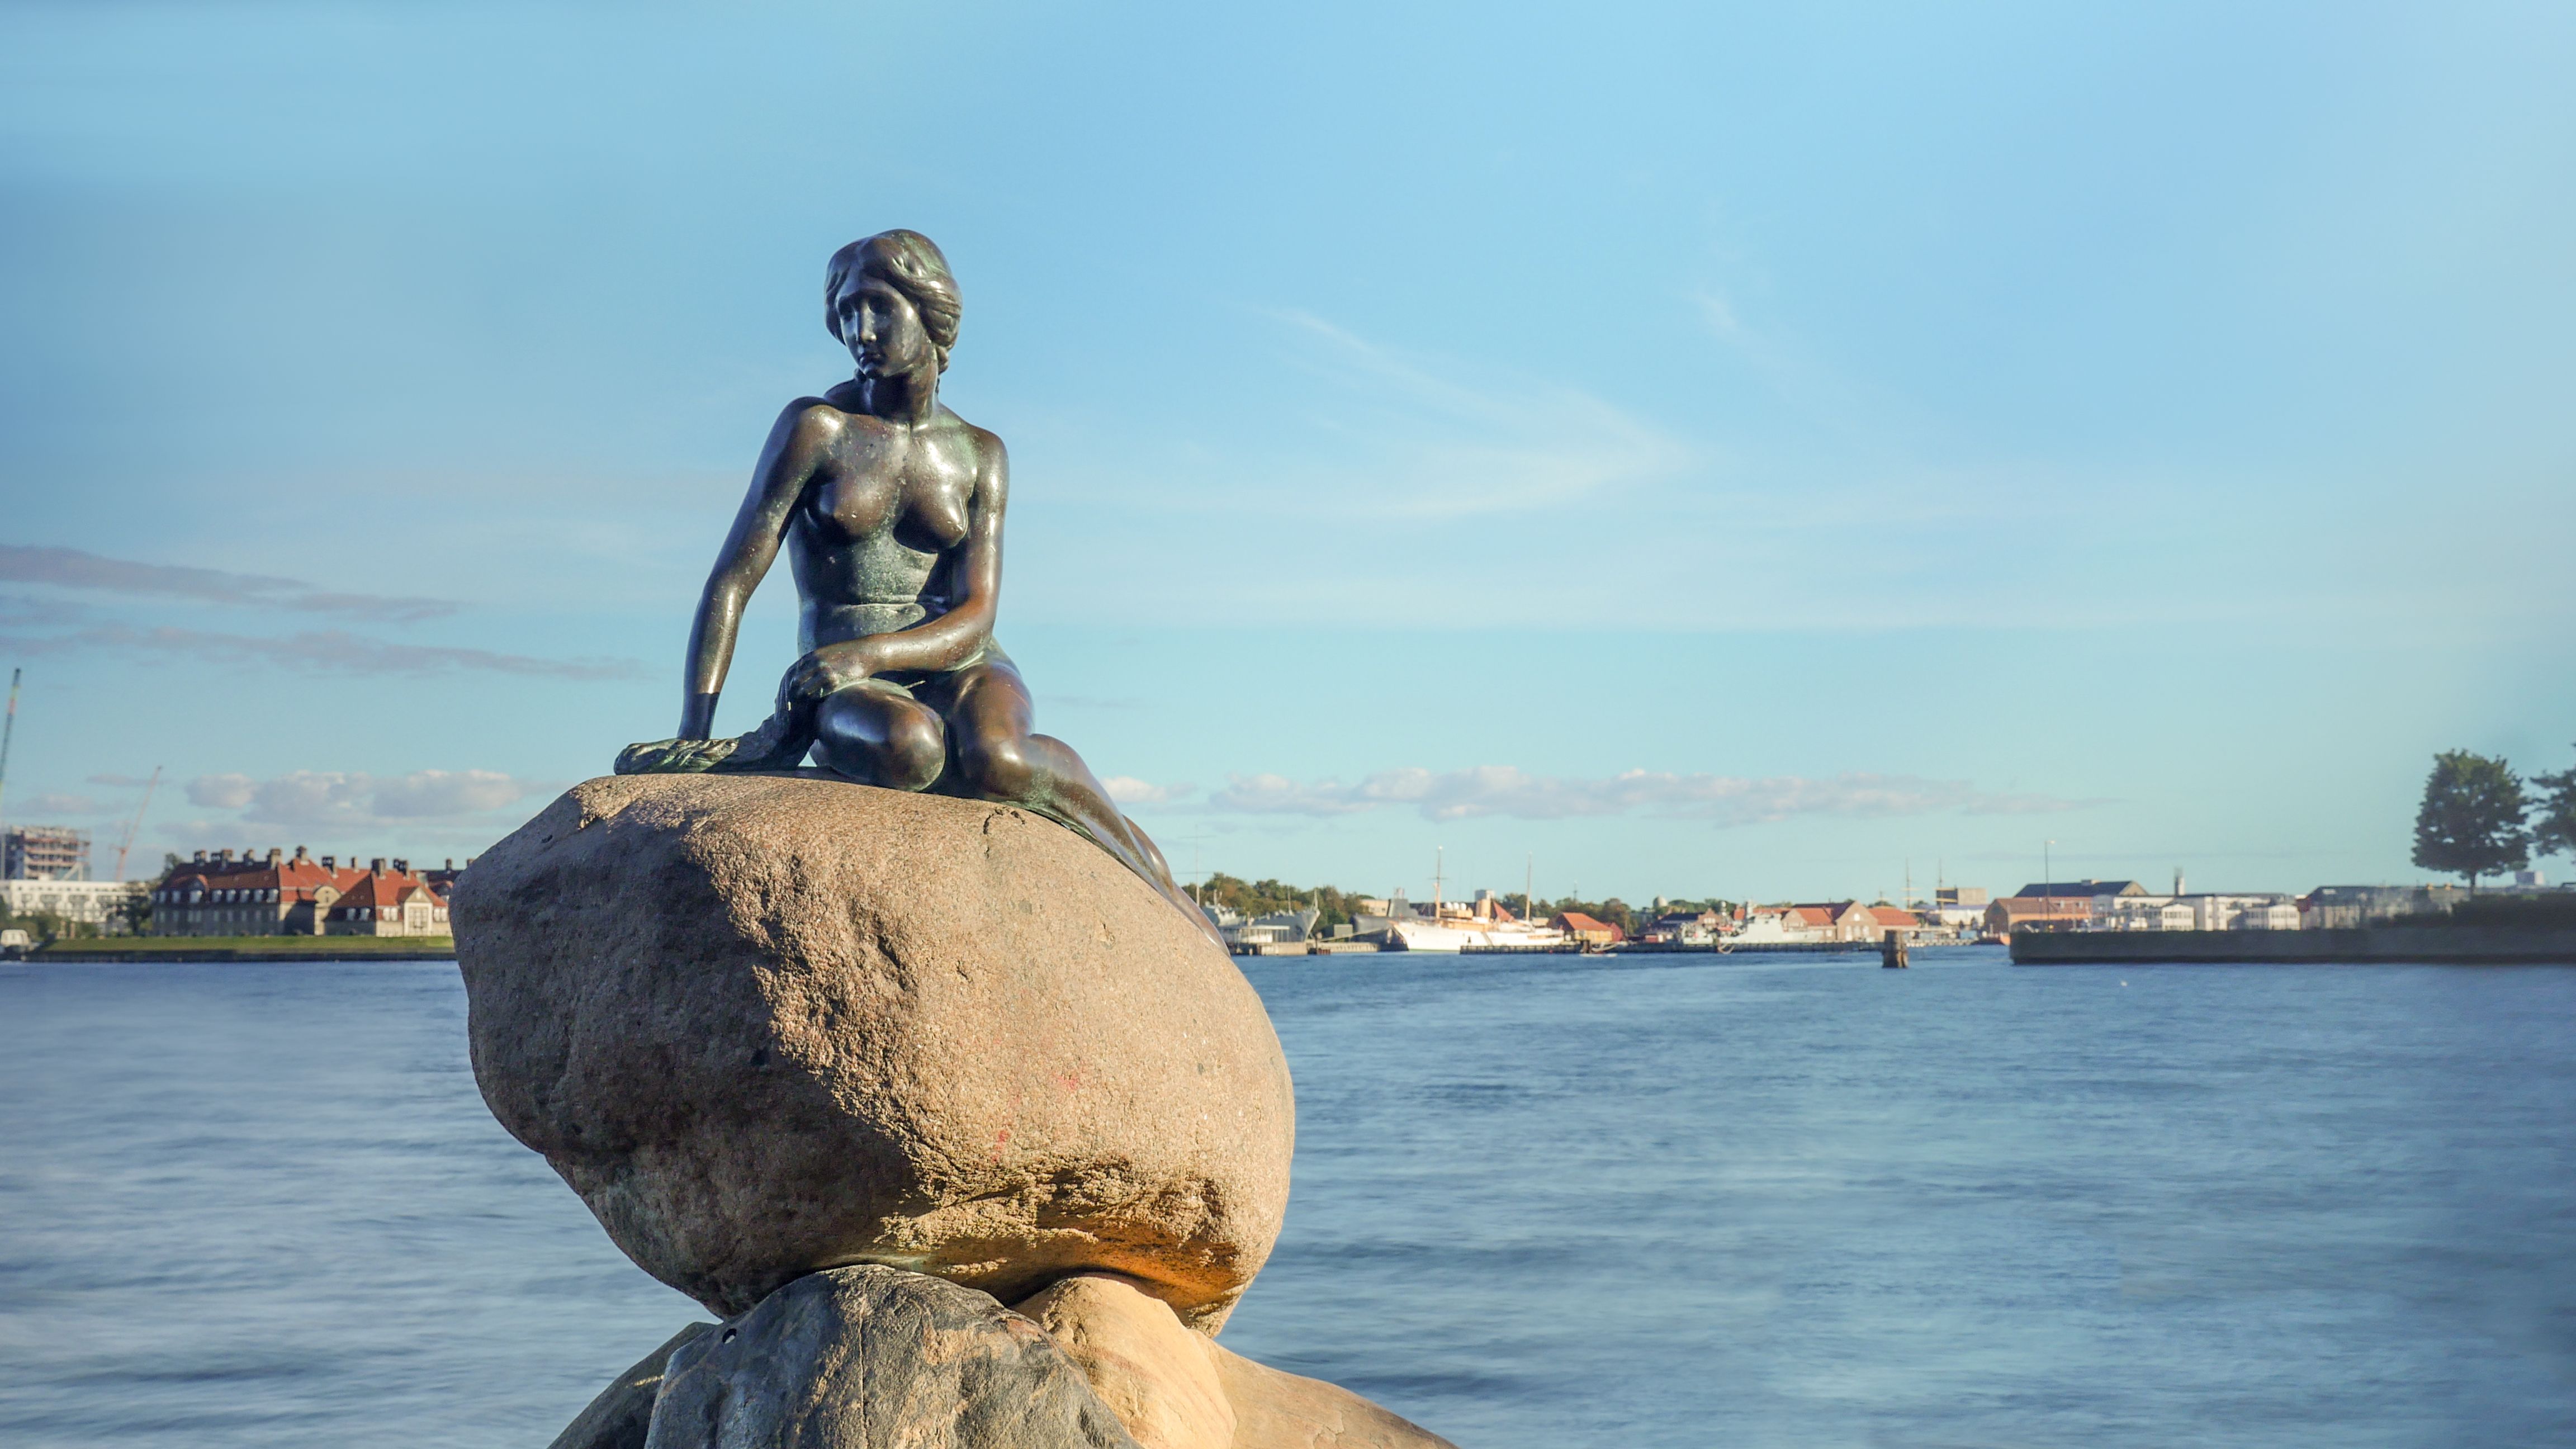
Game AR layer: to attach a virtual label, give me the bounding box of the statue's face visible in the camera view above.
[835,276,931,379]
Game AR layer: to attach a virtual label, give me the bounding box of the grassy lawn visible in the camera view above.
[30,935,456,960]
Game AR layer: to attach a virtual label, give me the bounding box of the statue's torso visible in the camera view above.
[787,402,993,657]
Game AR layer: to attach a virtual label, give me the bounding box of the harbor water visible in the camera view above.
[3,948,2572,1446]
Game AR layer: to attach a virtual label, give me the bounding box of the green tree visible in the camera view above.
[2411,749,2530,892]
[2532,744,2576,863]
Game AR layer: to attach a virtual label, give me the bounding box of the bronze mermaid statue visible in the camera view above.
[617,230,1215,941]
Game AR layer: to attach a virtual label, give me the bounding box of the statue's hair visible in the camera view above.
[825,230,962,373]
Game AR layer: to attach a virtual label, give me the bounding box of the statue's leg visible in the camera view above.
[812,680,947,792]
[941,661,1221,946]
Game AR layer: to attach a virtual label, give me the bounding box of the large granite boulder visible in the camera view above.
[643,1265,1139,1449]
[455,773,1295,1329]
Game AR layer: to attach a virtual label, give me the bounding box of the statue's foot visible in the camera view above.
[615,711,811,775]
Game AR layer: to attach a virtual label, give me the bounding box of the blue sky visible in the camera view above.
[2,1,2570,901]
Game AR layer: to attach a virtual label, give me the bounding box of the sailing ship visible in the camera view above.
[1360,850,1569,953]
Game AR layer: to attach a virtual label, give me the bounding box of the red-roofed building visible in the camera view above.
[152,847,449,937]
[1551,911,1623,946]
[326,864,451,937]
[1785,901,1904,943]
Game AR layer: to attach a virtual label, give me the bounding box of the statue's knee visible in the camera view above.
[962,737,1036,802]
[816,697,945,792]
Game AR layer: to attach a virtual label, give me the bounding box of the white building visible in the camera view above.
[1,878,147,928]
[2094,891,2301,931]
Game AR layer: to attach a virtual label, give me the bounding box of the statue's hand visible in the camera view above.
[778,640,879,708]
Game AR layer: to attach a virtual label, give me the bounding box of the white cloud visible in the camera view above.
[1104,775,1197,806]
[373,769,534,817]
[182,769,550,830]
[21,792,100,815]
[1207,765,2089,826]
[1268,311,1691,522]
[188,773,256,809]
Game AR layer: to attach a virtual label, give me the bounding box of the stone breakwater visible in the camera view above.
[457,773,1453,1449]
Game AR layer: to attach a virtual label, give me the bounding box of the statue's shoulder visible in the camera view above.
[934,405,1007,463]
[783,394,893,448]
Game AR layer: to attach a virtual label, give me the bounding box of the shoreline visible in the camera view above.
[17,937,458,964]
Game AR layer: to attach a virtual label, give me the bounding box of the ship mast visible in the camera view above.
[1432,846,1443,919]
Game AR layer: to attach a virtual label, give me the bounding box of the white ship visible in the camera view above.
[1359,851,1568,953]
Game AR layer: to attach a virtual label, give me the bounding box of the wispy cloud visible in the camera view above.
[187,769,553,830]
[1104,775,1197,806]
[0,544,458,623]
[20,792,101,815]
[1206,765,2091,826]
[2,624,641,679]
[1267,311,1691,520]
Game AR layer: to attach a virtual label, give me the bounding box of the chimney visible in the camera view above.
[267,847,282,864]
[443,858,454,871]
[391,858,409,875]
[294,845,309,861]
[321,855,335,869]
[193,849,208,864]
[370,858,387,873]
[2174,868,2185,897]
[217,849,234,863]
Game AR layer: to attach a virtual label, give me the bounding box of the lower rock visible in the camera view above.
[1014,1275,1457,1449]
[642,1265,1139,1449]
[1208,1349,1457,1449]
[549,1323,716,1449]
[1014,1277,1236,1449]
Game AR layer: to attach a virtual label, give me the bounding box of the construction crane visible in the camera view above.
[0,667,20,840]
[114,765,163,882]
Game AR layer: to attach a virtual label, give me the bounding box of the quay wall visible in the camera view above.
[2012,927,2576,965]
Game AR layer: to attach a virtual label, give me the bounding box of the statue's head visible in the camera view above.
[826,230,962,378]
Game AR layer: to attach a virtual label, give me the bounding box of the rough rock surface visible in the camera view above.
[454,772,1295,1328]
[548,1323,716,1449]
[1206,1351,1459,1449]
[1012,1275,1457,1449]
[642,1265,1139,1449]
[1012,1276,1236,1449]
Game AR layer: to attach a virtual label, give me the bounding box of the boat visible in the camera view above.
[1364,850,1569,953]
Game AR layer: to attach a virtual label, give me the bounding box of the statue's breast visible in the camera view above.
[808,429,976,548]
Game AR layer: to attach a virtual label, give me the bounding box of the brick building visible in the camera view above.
[151,847,452,937]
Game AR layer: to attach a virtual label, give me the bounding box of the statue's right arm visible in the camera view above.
[679,401,828,738]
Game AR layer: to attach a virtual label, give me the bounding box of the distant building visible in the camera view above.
[2298,884,2466,929]
[1642,910,1725,945]
[1985,896,2092,934]
[1920,886,1989,930]
[1867,905,1920,936]
[325,866,452,937]
[3,825,90,881]
[151,847,451,937]
[2015,880,2148,900]
[1,877,145,929]
[1551,911,1621,945]
[1786,901,1888,943]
